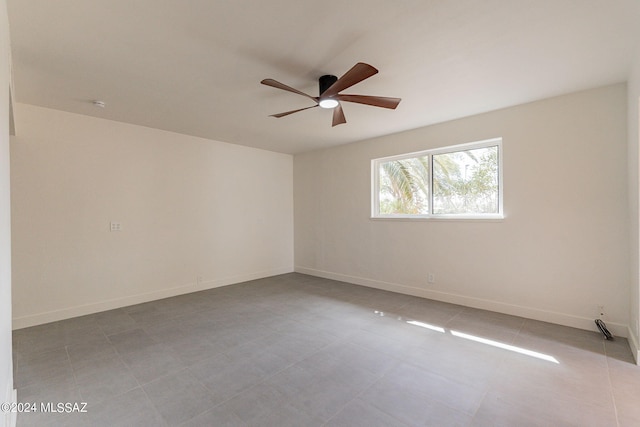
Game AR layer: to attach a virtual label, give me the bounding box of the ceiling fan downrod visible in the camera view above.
[319,75,338,96]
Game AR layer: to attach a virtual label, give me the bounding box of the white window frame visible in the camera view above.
[371,138,503,220]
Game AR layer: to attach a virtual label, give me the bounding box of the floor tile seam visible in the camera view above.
[194,374,269,415]
[506,316,528,346]
[143,366,200,393]
[319,387,412,427]
[466,381,494,426]
[321,356,410,425]
[256,356,306,383]
[317,324,363,342]
[109,341,161,391]
[62,344,83,401]
[96,323,139,338]
[374,354,493,418]
[107,332,187,362]
[95,346,142,394]
[124,352,186,386]
[442,307,465,328]
[474,377,620,419]
[272,322,349,350]
[356,378,472,427]
[294,345,400,391]
[141,380,214,427]
[264,334,356,379]
[129,315,185,329]
[14,344,76,388]
[72,381,143,415]
[258,304,290,318]
[421,383,489,420]
[16,342,74,364]
[603,342,622,427]
[346,335,408,368]
[136,384,172,427]
[65,330,116,361]
[140,314,239,341]
[185,357,283,403]
[273,375,365,425]
[397,346,506,388]
[193,336,374,420]
[515,317,528,338]
[230,326,287,348]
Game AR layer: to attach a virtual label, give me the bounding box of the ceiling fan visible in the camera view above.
[261,62,401,127]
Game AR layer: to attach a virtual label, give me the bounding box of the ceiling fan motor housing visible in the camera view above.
[319,75,338,96]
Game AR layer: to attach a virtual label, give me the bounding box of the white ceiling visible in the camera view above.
[7,0,640,154]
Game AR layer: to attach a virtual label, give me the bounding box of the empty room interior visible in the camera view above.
[2,1,640,426]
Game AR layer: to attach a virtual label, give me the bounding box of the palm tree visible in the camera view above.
[379,156,428,214]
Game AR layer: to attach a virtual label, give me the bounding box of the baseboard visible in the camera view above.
[295,266,629,338]
[628,326,640,365]
[12,267,293,330]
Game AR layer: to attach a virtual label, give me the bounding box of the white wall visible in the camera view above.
[11,104,293,328]
[628,45,640,363]
[0,0,14,424]
[295,84,630,336]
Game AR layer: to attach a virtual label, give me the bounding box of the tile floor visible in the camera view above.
[11,273,640,426]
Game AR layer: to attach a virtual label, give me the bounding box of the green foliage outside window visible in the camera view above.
[378,145,499,216]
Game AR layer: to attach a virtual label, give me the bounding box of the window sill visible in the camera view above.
[370,214,505,222]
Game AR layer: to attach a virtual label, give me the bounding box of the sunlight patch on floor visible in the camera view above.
[406,320,446,333]
[382,310,559,364]
[450,330,559,363]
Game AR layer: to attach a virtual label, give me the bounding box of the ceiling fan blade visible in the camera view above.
[270,105,318,118]
[332,103,346,127]
[322,63,378,98]
[261,79,318,102]
[337,94,401,109]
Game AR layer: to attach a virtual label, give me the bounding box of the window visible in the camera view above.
[372,138,502,219]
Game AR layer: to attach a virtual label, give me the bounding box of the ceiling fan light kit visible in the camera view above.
[318,98,339,109]
[261,62,401,127]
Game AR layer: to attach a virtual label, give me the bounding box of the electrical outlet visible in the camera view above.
[197,276,203,285]
[110,222,122,232]
[597,305,605,319]
[427,273,435,284]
